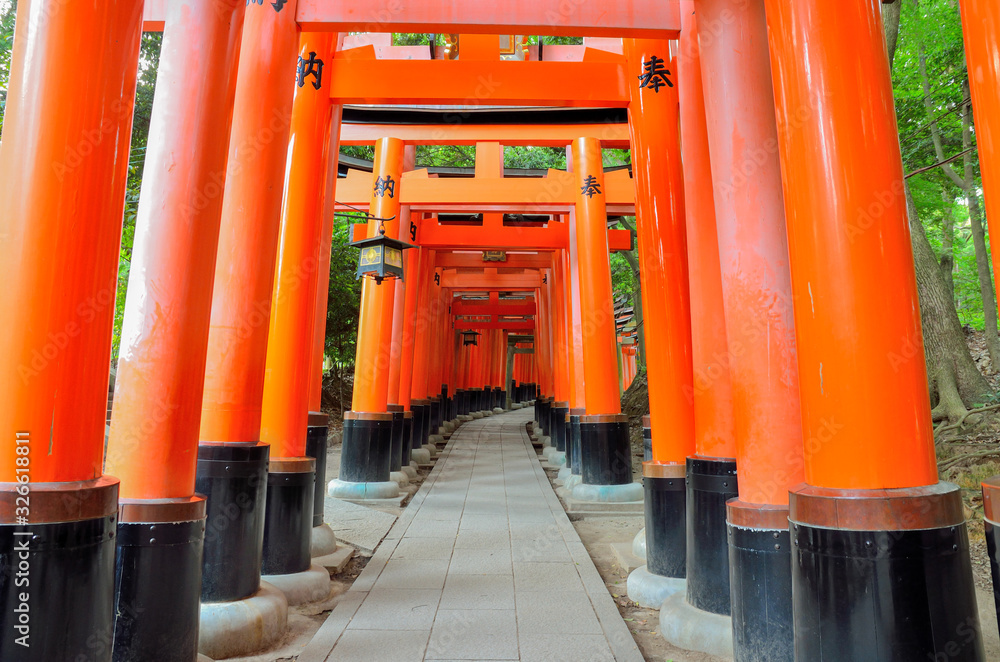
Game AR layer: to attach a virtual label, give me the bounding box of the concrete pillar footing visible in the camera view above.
[311,523,338,558]
[658,591,734,659]
[471,411,484,419]
[328,479,401,500]
[563,474,582,489]
[401,465,418,479]
[199,581,288,660]
[263,564,332,606]
[570,482,644,503]
[421,443,438,457]
[389,471,410,487]
[632,528,647,561]
[557,466,573,481]
[428,434,445,444]
[548,451,567,466]
[627,565,686,609]
[411,448,431,464]
[493,407,505,414]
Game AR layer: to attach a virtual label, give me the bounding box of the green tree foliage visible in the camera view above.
[0,0,16,134]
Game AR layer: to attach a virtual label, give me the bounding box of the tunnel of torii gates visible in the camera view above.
[7,0,1000,661]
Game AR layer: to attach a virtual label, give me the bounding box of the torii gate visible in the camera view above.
[1,1,996,661]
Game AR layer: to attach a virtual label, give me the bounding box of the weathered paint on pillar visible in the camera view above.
[698,0,803,507]
[0,0,143,483]
[764,0,935,488]
[624,38,694,464]
[678,0,736,460]
[201,0,300,442]
[107,0,246,498]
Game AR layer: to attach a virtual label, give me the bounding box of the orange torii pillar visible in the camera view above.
[395,230,424,478]
[408,249,437,463]
[260,30,342,572]
[961,3,1000,627]
[385,146,416,489]
[570,138,643,503]
[673,0,740,627]
[329,137,404,500]
[766,2,986,658]
[547,255,573,469]
[0,2,142,659]
[102,2,247,658]
[696,0,804,658]
[565,210,589,489]
[429,284,452,428]
[624,37,695,606]
[198,0,307,586]
[533,274,556,440]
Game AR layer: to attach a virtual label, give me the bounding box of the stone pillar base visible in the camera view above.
[263,564,331,606]
[199,582,289,660]
[627,565,685,609]
[571,482,643,503]
[311,523,338,558]
[328,479,400,500]
[632,528,647,561]
[411,448,431,464]
[658,592,733,659]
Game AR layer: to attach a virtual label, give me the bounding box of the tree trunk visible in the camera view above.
[907,186,992,420]
[882,1,901,67]
[940,190,955,299]
[962,79,1000,369]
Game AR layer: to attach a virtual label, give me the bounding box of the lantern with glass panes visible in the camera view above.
[461,330,481,346]
[338,202,414,284]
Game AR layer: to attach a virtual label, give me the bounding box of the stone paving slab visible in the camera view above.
[299,409,644,662]
[323,496,398,554]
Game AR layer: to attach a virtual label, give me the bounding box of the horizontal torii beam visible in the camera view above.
[434,252,552,269]
[142,1,680,37]
[294,0,681,37]
[452,300,536,316]
[326,58,628,107]
[440,270,542,290]
[335,168,636,214]
[454,319,535,330]
[354,222,632,250]
[339,123,630,148]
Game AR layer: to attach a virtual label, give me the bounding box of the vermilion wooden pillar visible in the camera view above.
[549,256,571,464]
[697,0,803,657]
[409,248,436,454]
[624,37,692,599]
[565,210,588,486]
[106,3,246,654]
[330,137,404,500]
[0,2,142,659]
[766,1,984,658]
[676,0,739,623]
[259,31,341,565]
[570,137,641,503]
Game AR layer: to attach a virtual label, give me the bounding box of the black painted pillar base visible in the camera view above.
[262,458,315,576]
[402,411,413,465]
[456,389,467,416]
[339,412,393,483]
[305,413,329,528]
[196,442,269,602]
[538,397,552,435]
[728,501,791,662]
[429,397,442,431]
[411,400,428,450]
[114,497,207,662]
[642,416,652,462]
[984,477,1000,640]
[552,403,569,452]
[1,478,118,662]
[580,415,633,486]
[643,464,686,578]
[790,483,985,662]
[686,456,737,615]
[569,409,584,476]
[387,405,405,473]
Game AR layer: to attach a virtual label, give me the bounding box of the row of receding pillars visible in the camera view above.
[524,2,1000,662]
[5,1,1000,662]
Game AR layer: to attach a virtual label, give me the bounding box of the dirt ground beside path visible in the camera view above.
[571,517,727,662]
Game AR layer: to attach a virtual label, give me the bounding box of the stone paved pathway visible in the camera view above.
[299,408,644,662]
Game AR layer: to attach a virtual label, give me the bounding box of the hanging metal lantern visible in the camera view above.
[461,330,481,346]
[338,203,414,284]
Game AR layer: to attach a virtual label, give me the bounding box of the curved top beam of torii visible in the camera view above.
[143,1,680,38]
